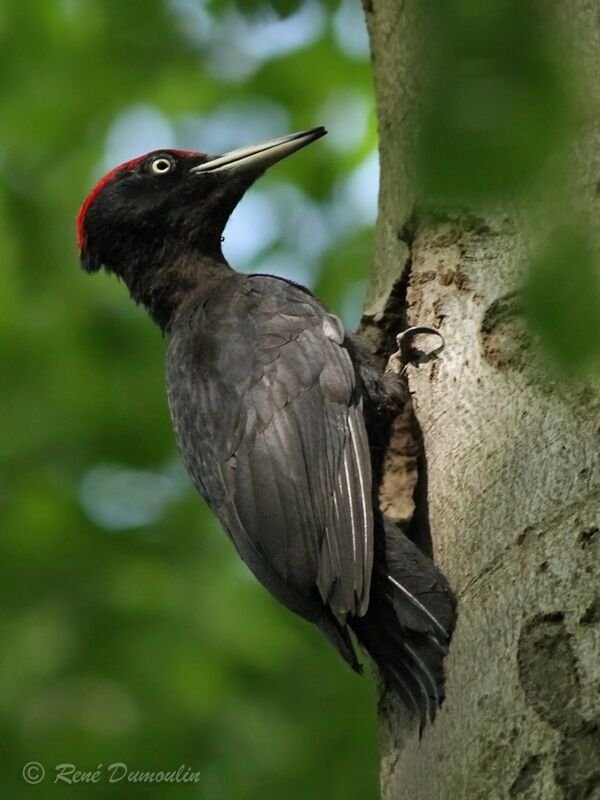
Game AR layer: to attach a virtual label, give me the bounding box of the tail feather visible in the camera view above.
[387,574,449,643]
[317,613,363,674]
[350,516,456,729]
[388,664,428,729]
[401,639,441,708]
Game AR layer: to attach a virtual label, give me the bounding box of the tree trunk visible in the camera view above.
[362,2,600,798]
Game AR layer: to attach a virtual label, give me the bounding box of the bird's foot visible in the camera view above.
[385,326,445,376]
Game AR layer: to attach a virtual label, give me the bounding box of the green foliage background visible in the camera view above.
[0,1,377,797]
[1,1,599,798]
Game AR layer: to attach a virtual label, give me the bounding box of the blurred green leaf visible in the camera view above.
[0,1,377,798]
[524,222,600,372]
[235,0,305,17]
[419,0,572,203]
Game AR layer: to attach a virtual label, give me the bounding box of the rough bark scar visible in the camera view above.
[480,291,531,370]
[379,409,419,526]
[554,720,600,799]
[360,234,422,533]
[579,596,600,625]
[578,526,598,549]
[364,238,438,558]
[509,755,544,798]
[517,612,581,728]
[517,612,600,798]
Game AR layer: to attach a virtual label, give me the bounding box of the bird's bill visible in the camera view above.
[189,127,326,175]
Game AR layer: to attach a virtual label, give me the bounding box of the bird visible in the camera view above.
[77,126,456,729]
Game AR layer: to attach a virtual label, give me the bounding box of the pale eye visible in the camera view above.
[150,156,175,175]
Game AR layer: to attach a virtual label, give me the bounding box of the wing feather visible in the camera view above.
[167,275,374,622]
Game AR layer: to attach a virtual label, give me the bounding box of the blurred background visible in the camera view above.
[1,0,600,798]
[0,1,378,798]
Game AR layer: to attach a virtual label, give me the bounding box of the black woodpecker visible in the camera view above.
[77,128,456,728]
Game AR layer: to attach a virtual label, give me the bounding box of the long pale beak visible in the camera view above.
[190,127,326,175]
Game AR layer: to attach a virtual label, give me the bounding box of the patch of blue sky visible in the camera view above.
[168,0,325,82]
[176,99,291,154]
[332,0,370,60]
[102,105,175,171]
[320,90,371,154]
[79,463,183,531]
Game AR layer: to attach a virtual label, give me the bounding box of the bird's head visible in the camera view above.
[77,127,326,280]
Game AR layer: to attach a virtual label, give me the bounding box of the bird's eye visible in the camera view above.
[150,156,175,175]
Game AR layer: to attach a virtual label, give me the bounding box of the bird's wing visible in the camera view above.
[167,275,374,623]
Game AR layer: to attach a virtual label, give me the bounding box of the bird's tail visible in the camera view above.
[350,516,456,730]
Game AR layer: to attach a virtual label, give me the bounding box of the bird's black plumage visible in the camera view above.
[167,273,373,623]
[78,129,456,728]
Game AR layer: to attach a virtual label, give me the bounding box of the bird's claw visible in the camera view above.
[385,326,445,375]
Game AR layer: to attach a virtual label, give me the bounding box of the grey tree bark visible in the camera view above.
[361,2,600,798]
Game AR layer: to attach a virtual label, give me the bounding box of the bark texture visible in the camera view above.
[362,2,600,798]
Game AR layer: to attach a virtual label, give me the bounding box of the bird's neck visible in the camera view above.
[127,251,234,332]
